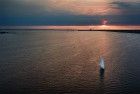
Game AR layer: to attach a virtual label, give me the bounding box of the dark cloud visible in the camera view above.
[110,1,140,15]
[1,0,49,16]
[108,1,140,25]
[111,1,134,8]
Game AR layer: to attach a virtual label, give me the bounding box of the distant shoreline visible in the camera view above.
[1,29,140,34]
[1,25,140,33]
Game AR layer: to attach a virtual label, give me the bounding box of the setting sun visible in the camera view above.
[102,19,108,25]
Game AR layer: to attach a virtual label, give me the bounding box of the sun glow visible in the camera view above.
[102,19,108,25]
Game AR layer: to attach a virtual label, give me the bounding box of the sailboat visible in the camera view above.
[99,56,105,70]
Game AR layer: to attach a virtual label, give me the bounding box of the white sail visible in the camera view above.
[99,56,105,69]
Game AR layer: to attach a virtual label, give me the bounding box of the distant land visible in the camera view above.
[0,25,140,33]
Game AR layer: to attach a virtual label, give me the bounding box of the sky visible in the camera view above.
[1,0,140,26]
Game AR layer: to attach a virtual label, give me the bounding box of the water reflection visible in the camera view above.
[1,31,140,94]
[99,69,105,80]
[98,69,105,94]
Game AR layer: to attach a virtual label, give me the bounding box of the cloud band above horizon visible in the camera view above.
[1,0,140,25]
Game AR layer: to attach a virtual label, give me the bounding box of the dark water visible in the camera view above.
[0,30,140,94]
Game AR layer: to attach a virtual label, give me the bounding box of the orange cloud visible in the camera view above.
[38,0,121,15]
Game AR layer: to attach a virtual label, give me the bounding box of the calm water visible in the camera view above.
[0,30,140,94]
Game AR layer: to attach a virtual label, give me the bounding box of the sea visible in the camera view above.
[0,30,140,94]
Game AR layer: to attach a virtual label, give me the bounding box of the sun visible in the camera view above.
[102,19,108,25]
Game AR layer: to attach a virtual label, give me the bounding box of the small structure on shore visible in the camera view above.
[0,31,9,34]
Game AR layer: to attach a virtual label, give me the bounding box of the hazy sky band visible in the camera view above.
[1,0,140,25]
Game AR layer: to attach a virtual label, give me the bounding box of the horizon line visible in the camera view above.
[1,25,140,30]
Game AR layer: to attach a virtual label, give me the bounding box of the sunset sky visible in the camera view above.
[1,0,140,26]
